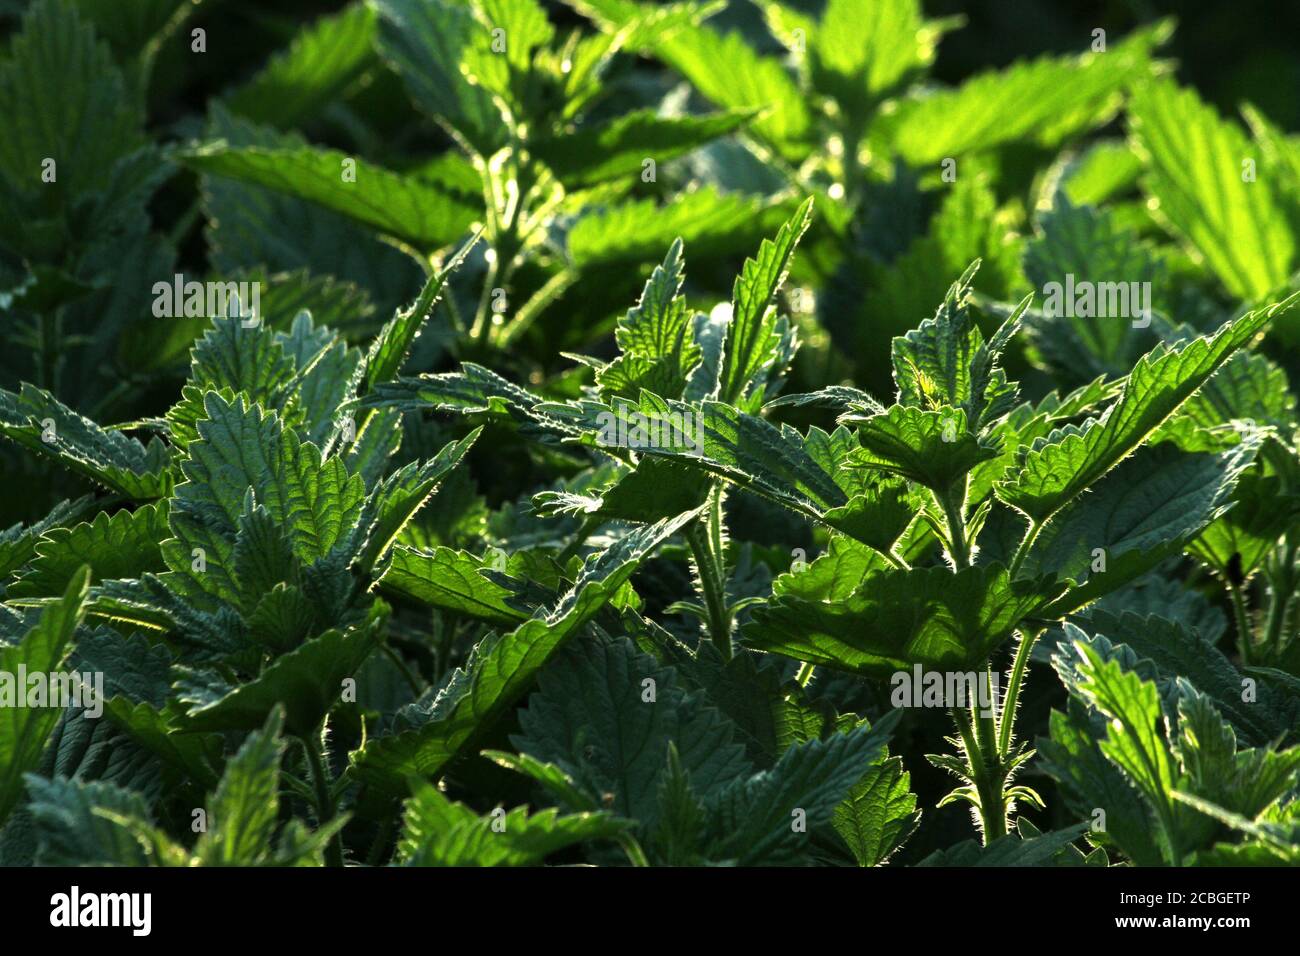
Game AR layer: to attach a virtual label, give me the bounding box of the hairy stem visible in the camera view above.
[686,488,731,658]
[998,629,1039,755]
[1227,579,1253,665]
[300,733,344,868]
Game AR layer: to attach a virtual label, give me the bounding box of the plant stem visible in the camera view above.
[686,488,731,658]
[300,734,344,868]
[1227,579,1253,665]
[495,268,577,348]
[1009,519,1043,579]
[795,661,815,687]
[998,629,1039,755]
[938,480,970,569]
[366,814,397,867]
[1263,538,1298,658]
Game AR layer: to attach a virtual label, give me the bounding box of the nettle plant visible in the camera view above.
[182,0,783,354]
[364,199,1300,863]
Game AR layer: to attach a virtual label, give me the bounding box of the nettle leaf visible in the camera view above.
[596,238,702,402]
[889,261,1023,429]
[176,392,365,563]
[832,754,921,867]
[374,0,511,155]
[996,299,1289,524]
[802,0,945,115]
[1066,636,1184,838]
[513,636,750,828]
[351,511,699,797]
[918,821,1090,866]
[703,713,899,866]
[25,775,154,866]
[0,496,98,579]
[1130,79,1295,302]
[397,778,628,866]
[567,189,779,269]
[224,3,379,129]
[539,394,848,525]
[8,501,168,598]
[847,404,999,494]
[378,544,540,624]
[1018,439,1258,617]
[746,563,1055,678]
[0,568,90,826]
[361,239,477,397]
[715,197,812,409]
[365,362,585,441]
[881,23,1168,163]
[1021,195,1166,383]
[533,109,752,189]
[176,608,385,736]
[652,25,813,160]
[0,384,172,499]
[0,0,145,210]
[1037,697,1165,867]
[181,142,479,252]
[1158,348,1296,451]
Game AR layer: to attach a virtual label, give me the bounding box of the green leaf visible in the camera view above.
[746,563,1052,678]
[397,778,628,866]
[918,822,1090,866]
[703,713,899,865]
[596,238,701,402]
[181,143,479,252]
[1130,79,1295,301]
[353,430,480,574]
[8,502,168,598]
[1021,195,1165,383]
[0,567,90,826]
[1069,638,1181,831]
[176,614,384,736]
[192,708,286,865]
[351,510,699,797]
[513,636,750,827]
[224,3,378,129]
[717,197,812,409]
[808,0,942,113]
[0,0,145,207]
[882,24,1168,164]
[373,0,510,155]
[1018,440,1258,616]
[653,26,812,159]
[362,240,477,396]
[533,109,752,189]
[848,404,999,493]
[568,189,777,269]
[0,384,172,499]
[378,545,528,624]
[996,300,1289,524]
[0,496,98,579]
[25,775,153,866]
[832,755,921,866]
[176,392,366,564]
[539,394,848,524]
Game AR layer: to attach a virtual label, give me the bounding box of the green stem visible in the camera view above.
[1227,579,1253,665]
[366,814,397,867]
[1263,538,1298,658]
[300,734,344,868]
[938,480,970,569]
[495,269,577,348]
[794,661,815,687]
[1009,519,1044,579]
[686,488,731,658]
[998,629,1039,756]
